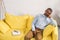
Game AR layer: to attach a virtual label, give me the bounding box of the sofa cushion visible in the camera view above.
[0,29,24,40]
[0,20,10,34]
[5,13,28,32]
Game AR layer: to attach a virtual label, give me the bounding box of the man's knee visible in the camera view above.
[36,33,42,40]
[25,31,33,39]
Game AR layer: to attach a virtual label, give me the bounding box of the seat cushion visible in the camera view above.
[0,20,10,34]
[5,13,28,32]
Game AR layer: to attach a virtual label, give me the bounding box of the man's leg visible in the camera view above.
[25,31,33,40]
[36,32,42,40]
[35,29,43,40]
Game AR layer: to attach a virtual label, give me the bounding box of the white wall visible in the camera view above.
[3,0,58,16]
[52,0,60,25]
[1,0,60,25]
[0,0,5,20]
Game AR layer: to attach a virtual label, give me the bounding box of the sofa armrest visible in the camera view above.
[24,26,32,36]
[24,16,34,36]
[52,26,58,40]
[43,25,55,37]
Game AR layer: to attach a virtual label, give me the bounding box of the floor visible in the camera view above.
[58,27,60,40]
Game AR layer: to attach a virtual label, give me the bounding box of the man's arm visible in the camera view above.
[32,15,39,31]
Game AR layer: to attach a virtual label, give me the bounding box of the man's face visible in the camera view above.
[45,9,52,17]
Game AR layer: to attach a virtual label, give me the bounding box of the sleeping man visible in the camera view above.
[25,8,57,40]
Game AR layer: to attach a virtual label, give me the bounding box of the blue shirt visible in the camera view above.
[32,14,57,31]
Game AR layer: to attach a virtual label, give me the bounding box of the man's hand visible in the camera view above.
[33,31,36,35]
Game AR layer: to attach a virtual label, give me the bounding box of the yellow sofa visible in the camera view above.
[0,13,58,40]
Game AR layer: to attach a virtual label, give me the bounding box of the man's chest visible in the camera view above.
[38,17,52,24]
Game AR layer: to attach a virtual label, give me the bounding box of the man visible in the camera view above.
[25,8,57,40]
